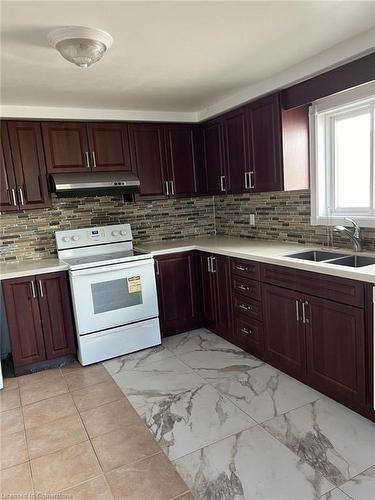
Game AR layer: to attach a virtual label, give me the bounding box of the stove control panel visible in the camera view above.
[55,224,132,250]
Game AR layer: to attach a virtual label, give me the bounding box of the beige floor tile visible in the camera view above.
[60,361,83,374]
[91,421,160,472]
[0,430,28,470]
[0,406,24,436]
[31,441,101,493]
[18,368,62,387]
[20,377,68,406]
[23,393,77,430]
[0,462,33,495]
[63,364,111,392]
[27,413,88,459]
[2,377,19,391]
[60,475,113,500]
[106,453,190,500]
[171,492,195,500]
[0,388,21,412]
[80,398,141,438]
[71,381,123,413]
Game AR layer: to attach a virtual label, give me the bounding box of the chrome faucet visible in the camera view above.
[333,218,363,252]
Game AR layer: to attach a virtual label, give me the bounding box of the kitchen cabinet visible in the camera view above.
[247,93,283,193]
[0,123,18,212]
[4,121,51,210]
[199,252,232,339]
[128,123,168,199]
[42,121,132,173]
[155,252,201,336]
[2,272,76,374]
[202,119,226,195]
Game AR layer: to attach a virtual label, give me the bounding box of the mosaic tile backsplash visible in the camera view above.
[1,189,375,263]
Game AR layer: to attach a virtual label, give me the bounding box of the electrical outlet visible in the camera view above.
[249,214,255,226]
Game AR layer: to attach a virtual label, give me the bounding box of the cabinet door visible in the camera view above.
[2,276,46,369]
[155,252,200,336]
[164,124,198,197]
[222,108,249,194]
[262,284,306,379]
[0,122,18,212]
[248,94,283,192]
[128,123,168,199]
[212,254,232,340]
[86,122,132,172]
[42,122,90,172]
[305,295,366,404]
[7,121,51,210]
[202,119,226,195]
[199,253,216,330]
[37,272,76,360]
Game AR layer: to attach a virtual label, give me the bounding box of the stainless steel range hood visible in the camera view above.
[50,172,140,197]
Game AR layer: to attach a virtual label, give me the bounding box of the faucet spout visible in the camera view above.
[333,218,363,252]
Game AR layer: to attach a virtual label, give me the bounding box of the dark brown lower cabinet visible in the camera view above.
[2,272,76,374]
[155,252,201,337]
[199,252,232,340]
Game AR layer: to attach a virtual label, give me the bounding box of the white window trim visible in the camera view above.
[310,81,375,228]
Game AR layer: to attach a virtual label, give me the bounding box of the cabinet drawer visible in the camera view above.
[261,264,364,307]
[232,276,261,301]
[233,294,262,321]
[233,314,264,357]
[231,258,260,281]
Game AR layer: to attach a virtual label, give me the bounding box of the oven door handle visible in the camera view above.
[70,258,155,277]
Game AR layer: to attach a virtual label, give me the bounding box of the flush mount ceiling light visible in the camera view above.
[47,26,113,68]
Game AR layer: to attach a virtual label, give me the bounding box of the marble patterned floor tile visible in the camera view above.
[318,489,352,500]
[112,356,205,412]
[104,343,175,374]
[163,329,242,356]
[139,382,256,460]
[340,465,375,500]
[262,398,375,487]
[198,362,322,423]
[174,425,334,500]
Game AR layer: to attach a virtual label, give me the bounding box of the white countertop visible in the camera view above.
[137,236,375,284]
[0,258,68,281]
[2,236,375,283]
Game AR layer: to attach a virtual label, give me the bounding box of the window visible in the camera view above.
[310,82,375,227]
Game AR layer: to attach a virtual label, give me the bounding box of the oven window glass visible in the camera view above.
[91,277,143,314]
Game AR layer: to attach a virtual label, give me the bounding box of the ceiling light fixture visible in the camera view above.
[47,26,113,68]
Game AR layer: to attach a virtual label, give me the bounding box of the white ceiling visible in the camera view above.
[1,0,375,120]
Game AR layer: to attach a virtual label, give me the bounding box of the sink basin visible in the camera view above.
[327,255,375,268]
[287,250,348,262]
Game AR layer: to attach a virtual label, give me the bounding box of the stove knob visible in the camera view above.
[72,235,80,242]
[120,230,127,236]
[112,231,119,236]
[62,236,70,242]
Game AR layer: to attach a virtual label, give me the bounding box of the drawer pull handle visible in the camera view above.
[236,265,248,271]
[239,303,252,311]
[240,327,253,335]
[238,284,250,291]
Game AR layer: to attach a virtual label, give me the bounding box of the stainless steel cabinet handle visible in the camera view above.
[295,300,300,322]
[302,301,309,324]
[38,280,44,298]
[244,172,249,190]
[239,303,252,311]
[238,284,249,291]
[249,171,255,189]
[31,281,37,299]
[211,256,216,273]
[170,180,174,196]
[220,175,226,192]
[85,152,90,168]
[165,181,170,196]
[10,188,17,206]
[236,265,248,271]
[240,327,252,335]
[91,151,97,168]
[207,257,211,273]
[155,259,160,276]
[18,187,25,206]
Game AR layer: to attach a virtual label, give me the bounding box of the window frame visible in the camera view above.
[310,81,375,227]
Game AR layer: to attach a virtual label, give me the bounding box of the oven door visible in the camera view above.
[69,259,159,335]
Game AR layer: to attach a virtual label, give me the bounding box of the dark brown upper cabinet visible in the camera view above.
[247,93,283,193]
[0,122,18,212]
[42,121,132,173]
[5,121,50,210]
[128,123,169,200]
[164,124,198,197]
[202,118,226,195]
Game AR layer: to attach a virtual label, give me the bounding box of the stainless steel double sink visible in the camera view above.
[287,250,375,268]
